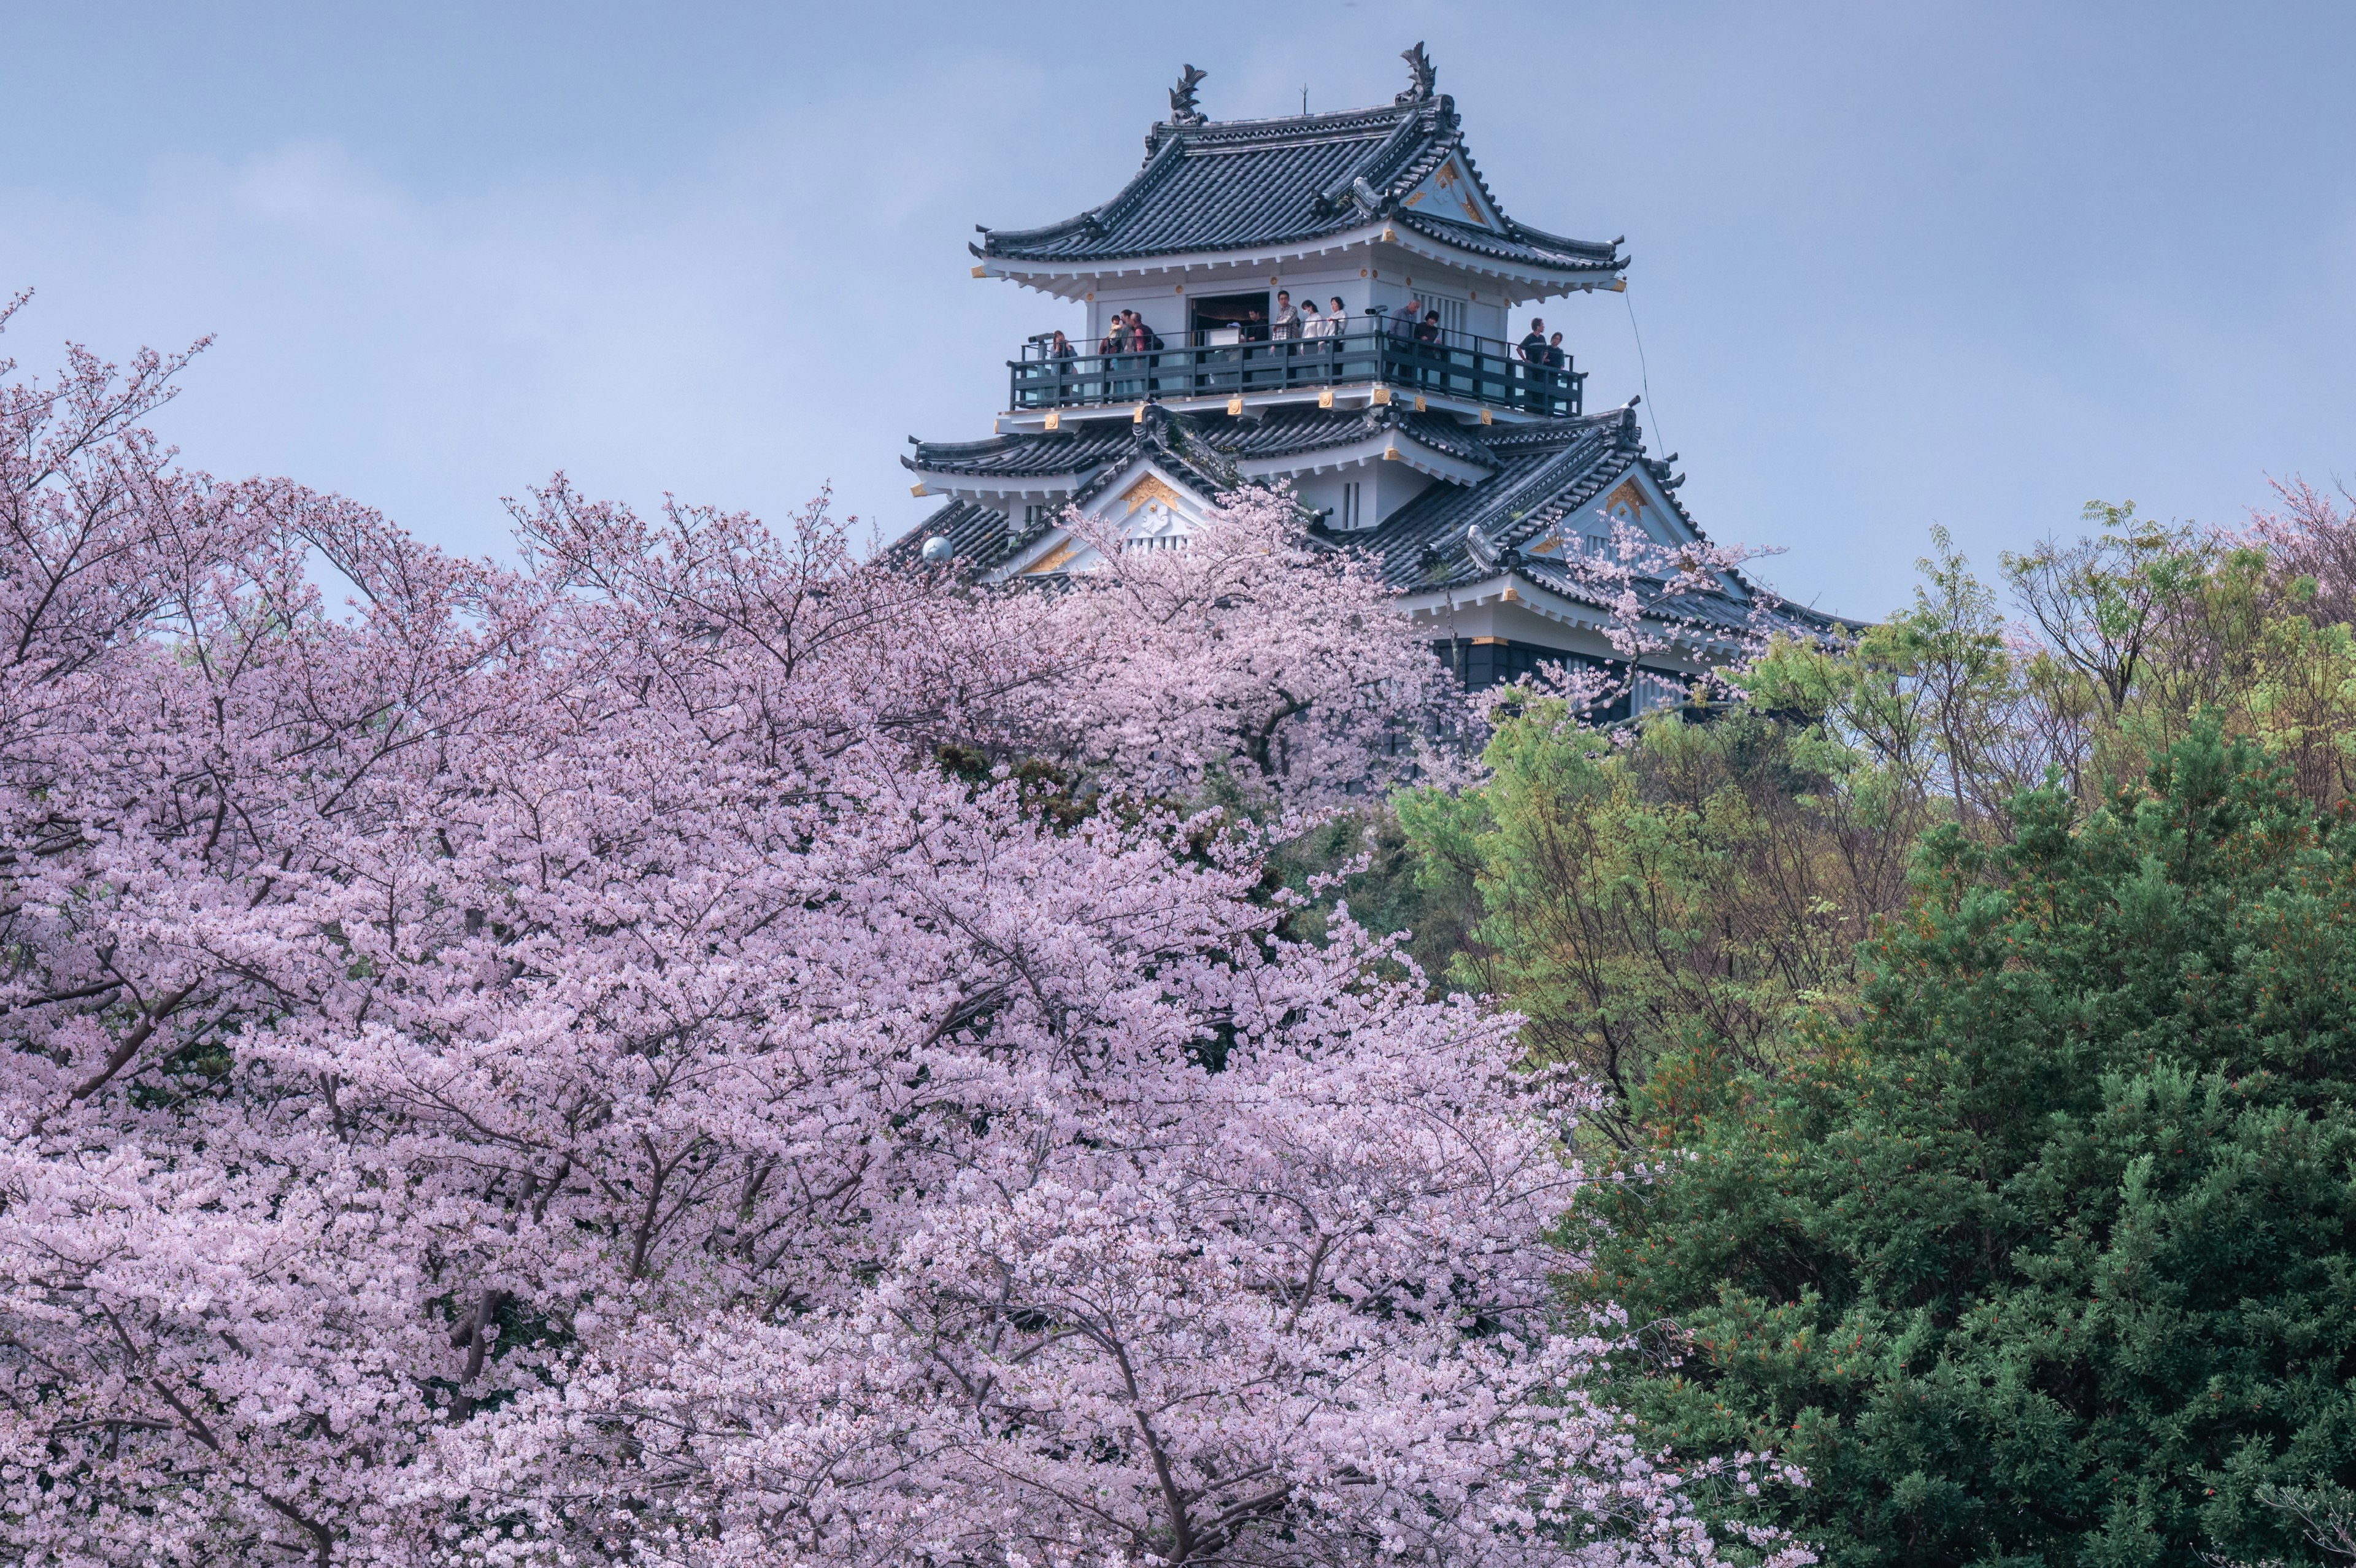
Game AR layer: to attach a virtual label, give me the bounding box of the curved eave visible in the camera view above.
[977,135,1192,259]
[1437,140,1619,264]
[907,467,1106,501]
[1396,571,1758,662]
[1388,212,1624,277]
[1236,429,1492,488]
[975,220,1626,304]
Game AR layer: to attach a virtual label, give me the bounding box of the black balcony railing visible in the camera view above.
[1009,322,1584,418]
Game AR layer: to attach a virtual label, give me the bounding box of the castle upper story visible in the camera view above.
[972,47,1626,433]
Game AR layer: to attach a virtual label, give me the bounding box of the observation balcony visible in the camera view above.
[1008,321,1584,420]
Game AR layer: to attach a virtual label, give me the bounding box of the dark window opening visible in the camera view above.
[1433,637,1692,726]
[1190,291,1271,343]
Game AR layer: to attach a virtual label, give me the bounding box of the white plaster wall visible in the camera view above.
[1285,269,1358,323]
[1366,459,1435,523]
[1410,600,1704,673]
[1090,285,1188,344]
[1074,253,1511,345]
[1291,470,1350,526]
[1007,222,1614,356]
[1287,458,1441,530]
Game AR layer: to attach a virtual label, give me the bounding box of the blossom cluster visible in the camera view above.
[0,311,1804,1567]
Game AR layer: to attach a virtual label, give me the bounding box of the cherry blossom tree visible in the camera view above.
[0,311,1804,1567]
[2251,474,2356,626]
[1033,493,1452,806]
[1478,517,1789,724]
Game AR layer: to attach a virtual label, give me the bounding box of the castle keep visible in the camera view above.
[894,47,1830,701]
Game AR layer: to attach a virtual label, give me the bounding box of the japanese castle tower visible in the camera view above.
[893,47,1825,698]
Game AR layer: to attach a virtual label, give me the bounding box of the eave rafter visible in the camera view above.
[1399,572,1747,665]
[976,220,1623,306]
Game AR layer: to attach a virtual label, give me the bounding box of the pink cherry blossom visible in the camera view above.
[0,309,1806,1567]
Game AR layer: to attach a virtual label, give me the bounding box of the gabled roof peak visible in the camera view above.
[973,52,1623,283]
[1139,94,1447,160]
[1143,44,1441,150]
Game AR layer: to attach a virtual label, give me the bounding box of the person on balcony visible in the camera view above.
[1412,308,1443,388]
[1298,299,1320,340]
[1271,290,1301,340]
[1328,298,1347,344]
[1106,311,1141,398]
[1519,318,1549,409]
[1049,330,1076,359]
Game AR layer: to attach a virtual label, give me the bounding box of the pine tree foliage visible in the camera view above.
[1574,724,2356,1568]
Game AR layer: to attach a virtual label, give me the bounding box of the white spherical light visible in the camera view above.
[920,536,953,564]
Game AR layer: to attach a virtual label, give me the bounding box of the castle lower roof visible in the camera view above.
[904,405,1498,483]
[891,403,1849,644]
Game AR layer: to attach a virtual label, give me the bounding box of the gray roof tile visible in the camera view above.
[888,403,1847,637]
[975,93,1622,275]
[904,405,1501,484]
[903,425,1142,480]
[880,498,1014,569]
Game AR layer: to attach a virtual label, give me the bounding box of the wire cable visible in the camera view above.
[1623,286,1667,455]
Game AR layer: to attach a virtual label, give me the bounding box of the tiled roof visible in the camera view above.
[903,425,1142,480]
[890,403,1848,639]
[1349,413,1843,639]
[1231,406,1500,469]
[899,407,1293,574]
[904,405,1501,486]
[974,88,1622,276]
[1066,405,1253,514]
[1343,415,1631,590]
[1392,210,1620,273]
[878,498,1012,569]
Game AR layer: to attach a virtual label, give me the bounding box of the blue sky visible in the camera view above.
[6,2,2353,617]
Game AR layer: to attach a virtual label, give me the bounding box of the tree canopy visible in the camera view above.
[1380,493,2356,1568]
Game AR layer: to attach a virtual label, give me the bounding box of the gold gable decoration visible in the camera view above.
[1602,480,1646,523]
[1020,540,1080,576]
[1420,161,1486,226]
[1122,474,1185,515]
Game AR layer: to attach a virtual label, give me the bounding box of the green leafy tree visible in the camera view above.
[1398,702,1915,1143]
[1573,724,2356,1568]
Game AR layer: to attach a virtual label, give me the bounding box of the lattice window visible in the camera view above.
[1422,296,1468,337]
[1631,669,1690,715]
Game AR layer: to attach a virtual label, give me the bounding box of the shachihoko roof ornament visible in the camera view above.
[969,48,1625,279]
[1168,64,1208,127]
[1397,42,1436,104]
